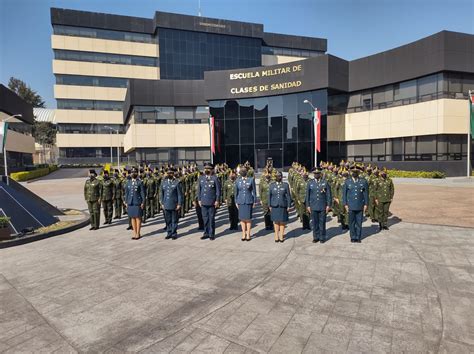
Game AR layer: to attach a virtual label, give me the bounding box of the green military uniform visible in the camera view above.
[113,175,123,219]
[296,176,310,229]
[101,175,115,224]
[334,175,349,229]
[259,176,273,229]
[144,174,156,219]
[375,176,394,230]
[84,175,103,230]
[153,171,162,216]
[223,178,238,230]
[191,177,204,229]
[367,172,378,221]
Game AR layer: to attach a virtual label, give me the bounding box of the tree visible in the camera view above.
[7,77,45,108]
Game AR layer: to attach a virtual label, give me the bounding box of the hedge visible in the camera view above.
[386,169,446,179]
[10,165,59,182]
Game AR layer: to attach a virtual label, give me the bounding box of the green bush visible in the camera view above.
[386,169,446,179]
[10,164,58,182]
[0,216,10,228]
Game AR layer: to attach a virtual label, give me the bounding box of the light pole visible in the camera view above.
[2,114,22,182]
[104,126,120,170]
[303,100,318,168]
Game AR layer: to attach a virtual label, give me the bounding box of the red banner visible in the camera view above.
[209,115,215,155]
[313,109,321,152]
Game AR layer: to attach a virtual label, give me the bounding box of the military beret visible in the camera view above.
[103,170,109,175]
[166,166,175,172]
[114,169,119,173]
[204,162,213,169]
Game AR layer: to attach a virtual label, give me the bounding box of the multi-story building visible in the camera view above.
[0,84,35,173]
[51,8,325,165]
[51,8,474,175]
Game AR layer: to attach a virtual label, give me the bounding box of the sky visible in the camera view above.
[0,0,473,108]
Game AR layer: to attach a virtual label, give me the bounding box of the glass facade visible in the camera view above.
[59,147,124,159]
[130,106,209,125]
[342,72,474,113]
[57,123,125,134]
[129,147,211,166]
[209,90,328,169]
[262,46,323,58]
[54,49,158,67]
[342,134,469,162]
[57,99,123,111]
[56,75,129,88]
[159,28,261,80]
[53,25,156,43]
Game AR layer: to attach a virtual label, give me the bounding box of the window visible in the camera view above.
[57,99,123,111]
[54,50,158,67]
[53,25,155,43]
[394,80,416,101]
[417,75,438,100]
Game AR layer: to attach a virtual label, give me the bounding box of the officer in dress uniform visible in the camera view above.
[160,167,183,240]
[84,169,102,230]
[197,163,221,240]
[234,166,257,241]
[268,171,292,243]
[342,167,369,243]
[223,170,238,230]
[101,170,115,225]
[124,167,145,239]
[305,168,332,243]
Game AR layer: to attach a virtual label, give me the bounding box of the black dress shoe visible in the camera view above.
[210,236,215,240]
[201,235,209,240]
[383,226,389,230]
[351,239,356,243]
[275,240,279,243]
[126,226,132,230]
[89,226,94,230]
[241,238,246,241]
[172,236,177,240]
[246,238,251,241]
[94,227,99,230]
[320,240,326,244]
[357,240,362,243]
[165,235,171,239]
[313,239,319,243]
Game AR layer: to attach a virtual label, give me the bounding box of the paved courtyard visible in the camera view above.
[0,170,473,353]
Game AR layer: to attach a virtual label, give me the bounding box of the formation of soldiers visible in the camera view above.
[84,158,394,242]
[289,161,395,235]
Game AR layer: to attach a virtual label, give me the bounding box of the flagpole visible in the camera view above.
[468,90,471,178]
[209,115,214,165]
[314,109,318,168]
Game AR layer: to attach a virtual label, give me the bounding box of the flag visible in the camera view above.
[469,90,474,136]
[313,109,321,152]
[209,115,215,155]
[0,122,8,152]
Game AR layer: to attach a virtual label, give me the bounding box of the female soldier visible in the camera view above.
[268,171,292,242]
[234,166,256,241]
[124,167,145,240]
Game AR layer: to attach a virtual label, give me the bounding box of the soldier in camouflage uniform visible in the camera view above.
[192,170,204,230]
[223,169,238,230]
[144,169,156,220]
[153,167,162,217]
[334,170,349,230]
[366,167,377,221]
[101,170,115,225]
[375,170,394,231]
[113,169,123,219]
[84,169,103,230]
[259,172,273,230]
[296,170,311,230]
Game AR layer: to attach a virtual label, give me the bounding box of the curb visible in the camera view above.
[0,211,90,249]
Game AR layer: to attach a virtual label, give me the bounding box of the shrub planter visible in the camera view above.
[0,217,12,240]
